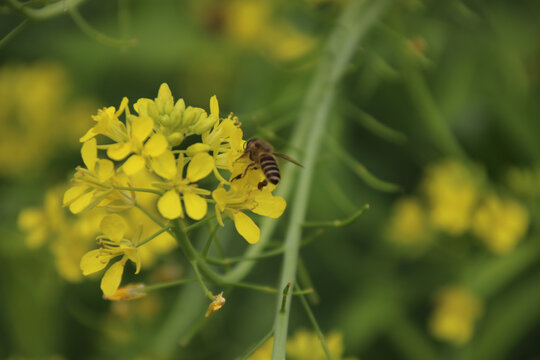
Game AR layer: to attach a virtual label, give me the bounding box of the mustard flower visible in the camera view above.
[212,162,286,243]
[386,197,431,247]
[422,160,479,235]
[154,151,214,220]
[80,214,141,296]
[429,286,483,346]
[472,194,529,255]
[63,138,135,214]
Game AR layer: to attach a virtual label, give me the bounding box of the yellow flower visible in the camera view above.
[80,97,130,143]
[189,109,245,174]
[0,62,95,176]
[18,187,66,248]
[205,292,226,317]
[429,286,483,346]
[386,197,431,247]
[63,138,134,214]
[422,160,479,235]
[80,214,141,296]
[212,164,286,244]
[154,151,214,220]
[472,195,529,254]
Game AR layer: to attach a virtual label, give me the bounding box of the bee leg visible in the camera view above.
[257,179,268,190]
[232,162,257,182]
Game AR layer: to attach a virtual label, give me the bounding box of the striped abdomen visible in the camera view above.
[259,153,280,185]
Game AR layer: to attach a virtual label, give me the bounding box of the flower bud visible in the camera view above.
[190,114,218,135]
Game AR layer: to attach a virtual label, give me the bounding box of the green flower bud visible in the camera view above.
[190,114,218,135]
[156,84,174,114]
[186,143,212,156]
[166,132,185,147]
[182,106,204,128]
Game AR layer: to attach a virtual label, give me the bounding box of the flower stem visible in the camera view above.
[271,0,395,358]
[297,285,334,360]
[0,19,29,49]
[137,225,171,247]
[113,186,163,195]
[143,278,197,292]
[241,329,274,360]
[302,204,369,228]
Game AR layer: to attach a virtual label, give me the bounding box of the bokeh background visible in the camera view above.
[1,0,540,359]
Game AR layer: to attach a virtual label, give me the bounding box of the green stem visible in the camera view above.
[271,0,395,358]
[68,6,137,48]
[113,186,163,195]
[0,19,29,49]
[6,0,86,20]
[297,285,334,360]
[326,136,400,192]
[241,329,274,360]
[302,204,369,228]
[134,202,167,229]
[143,278,197,292]
[137,225,171,247]
[191,261,214,300]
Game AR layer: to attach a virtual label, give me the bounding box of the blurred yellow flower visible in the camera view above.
[0,63,95,177]
[472,195,529,255]
[222,0,316,61]
[422,160,479,235]
[386,197,431,247]
[429,286,483,346]
[249,330,357,360]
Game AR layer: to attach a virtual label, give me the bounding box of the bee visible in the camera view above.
[233,138,303,189]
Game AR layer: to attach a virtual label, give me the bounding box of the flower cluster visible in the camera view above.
[59,83,286,296]
[429,286,483,346]
[386,160,530,255]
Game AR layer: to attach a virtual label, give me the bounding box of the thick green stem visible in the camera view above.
[271,0,395,358]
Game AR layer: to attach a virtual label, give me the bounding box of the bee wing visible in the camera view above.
[274,153,303,167]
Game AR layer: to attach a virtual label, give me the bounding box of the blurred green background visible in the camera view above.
[2,0,540,359]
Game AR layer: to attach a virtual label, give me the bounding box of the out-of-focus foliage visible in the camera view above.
[2,0,540,359]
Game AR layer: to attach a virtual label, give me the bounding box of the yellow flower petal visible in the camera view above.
[101,260,126,296]
[100,214,126,242]
[96,159,114,182]
[131,115,154,142]
[69,190,94,214]
[187,153,214,182]
[212,187,227,212]
[124,248,142,274]
[252,192,286,218]
[144,133,168,157]
[184,191,207,220]
[63,185,89,206]
[234,212,260,244]
[81,138,97,172]
[79,127,98,143]
[151,151,177,180]
[158,190,183,219]
[80,249,111,275]
[210,95,219,117]
[122,155,145,175]
[107,142,133,161]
